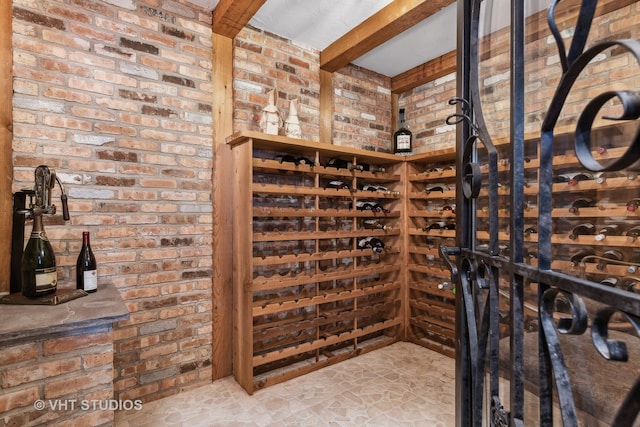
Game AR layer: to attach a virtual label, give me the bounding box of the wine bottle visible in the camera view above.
[596,143,613,155]
[568,172,594,186]
[568,198,596,214]
[361,219,391,231]
[325,158,363,171]
[626,225,640,242]
[360,163,386,173]
[423,221,456,231]
[627,198,640,212]
[596,249,624,271]
[569,248,595,267]
[76,231,98,293]
[274,154,315,166]
[355,201,389,213]
[523,227,537,238]
[393,108,412,154]
[21,213,57,297]
[618,277,640,293]
[594,224,622,241]
[425,184,450,193]
[568,222,596,240]
[599,277,618,287]
[325,180,350,190]
[357,236,390,253]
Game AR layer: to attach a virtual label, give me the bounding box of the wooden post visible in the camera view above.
[319,70,333,143]
[0,0,12,292]
[211,33,234,379]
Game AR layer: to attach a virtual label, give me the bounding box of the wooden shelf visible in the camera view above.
[230,132,406,394]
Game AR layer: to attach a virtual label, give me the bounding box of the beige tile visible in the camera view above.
[115,341,455,426]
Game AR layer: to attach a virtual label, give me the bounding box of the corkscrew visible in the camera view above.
[10,165,70,293]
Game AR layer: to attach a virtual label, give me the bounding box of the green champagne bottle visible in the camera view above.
[21,213,57,297]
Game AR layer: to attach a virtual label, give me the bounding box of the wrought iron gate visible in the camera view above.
[444,0,640,425]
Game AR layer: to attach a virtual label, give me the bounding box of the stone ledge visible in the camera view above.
[0,282,129,344]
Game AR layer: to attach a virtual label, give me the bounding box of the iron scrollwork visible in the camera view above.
[451,0,640,425]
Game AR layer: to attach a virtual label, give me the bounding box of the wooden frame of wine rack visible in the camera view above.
[227,131,410,394]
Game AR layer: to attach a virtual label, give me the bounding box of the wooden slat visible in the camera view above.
[212,34,234,380]
[0,0,11,293]
[320,0,456,72]
[212,0,267,38]
[391,50,457,93]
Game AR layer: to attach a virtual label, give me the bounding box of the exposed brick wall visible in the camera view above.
[233,27,394,151]
[399,72,456,154]
[0,328,115,427]
[233,25,321,141]
[332,64,393,151]
[11,0,214,403]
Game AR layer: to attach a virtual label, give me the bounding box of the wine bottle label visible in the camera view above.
[396,135,411,150]
[83,269,98,291]
[35,267,57,292]
[31,231,49,240]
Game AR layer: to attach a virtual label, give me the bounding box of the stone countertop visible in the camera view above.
[0,282,129,343]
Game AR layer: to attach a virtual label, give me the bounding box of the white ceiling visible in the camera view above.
[187,0,457,77]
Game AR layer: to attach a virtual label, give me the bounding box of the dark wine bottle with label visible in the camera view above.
[423,221,456,231]
[21,214,57,297]
[357,236,390,253]
[76,231,98,293]
[274,154,315,166]
[355,201,389,213]
[626,225,640,242]
[393,108,412,154]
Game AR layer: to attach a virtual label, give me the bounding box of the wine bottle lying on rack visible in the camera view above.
[359,163,386,173]
[357,183,399,195]
[425,184,451,193]
[274,154,315,166]
[325,158,364,171]
[569,248,595,267]
[594,224,624,241]
[361,219,391,230]
[627,198,640,212]
[325,180,351,190]
[618,277,639,293]
[357,236,390,254]
[626,225,640,242]
[568,198,596,214]
[356,200,389,213]
[568,222,596,240]
[524,227,537,238]
[596,249,624,270]
[423,221,456,231]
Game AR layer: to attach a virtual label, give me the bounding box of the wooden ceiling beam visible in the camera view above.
[213,0,267,38]
[391,50,456,94]
[320,0,455,73]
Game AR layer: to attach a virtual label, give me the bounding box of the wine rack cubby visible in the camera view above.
[228,131,405,394]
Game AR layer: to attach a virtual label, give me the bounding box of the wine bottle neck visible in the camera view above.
[83,232,91,245]
[31,213,44,234]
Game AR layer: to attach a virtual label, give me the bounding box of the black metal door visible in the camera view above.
[444,0,640,425]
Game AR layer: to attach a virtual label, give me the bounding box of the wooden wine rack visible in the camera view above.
[227,131,405,394]
[405,149,457,358]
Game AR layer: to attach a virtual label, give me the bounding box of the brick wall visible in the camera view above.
[233,26,394,151]
[11,0,214,403]
[0,328,115,426]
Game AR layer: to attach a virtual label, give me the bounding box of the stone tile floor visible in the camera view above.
[115,341,455,426]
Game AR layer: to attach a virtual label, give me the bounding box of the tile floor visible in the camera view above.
[115,341,455,427]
